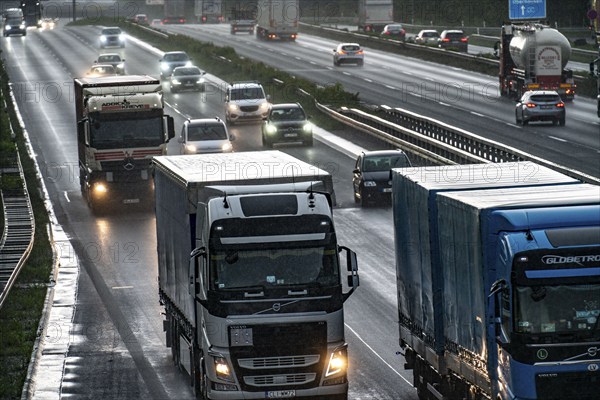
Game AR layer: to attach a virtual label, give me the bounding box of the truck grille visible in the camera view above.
[238,355,320,369]
[536,371,600,399]
[244,373,316,387]
[229,322,327,392]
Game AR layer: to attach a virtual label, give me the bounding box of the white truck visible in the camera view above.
[154,151,359,400]
[195,0,223,23]
[358,0,394,33]
[74,75,174,211]
[255,0,298,41]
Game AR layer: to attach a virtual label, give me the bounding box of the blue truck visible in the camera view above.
[392,163,600,399]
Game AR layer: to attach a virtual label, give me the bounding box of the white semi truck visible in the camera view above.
[153,151,359,399]
[255,0,298,41]
[74,75,174,211]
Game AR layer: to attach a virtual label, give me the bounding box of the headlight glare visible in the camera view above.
[265,124,277,134]
[303,122,313,133]
[222,142,233,152]
[325,348,347,377]
[185,144,197,153]
[214,356,233,381]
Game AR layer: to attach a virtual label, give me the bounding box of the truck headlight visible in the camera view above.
[325,348,347,377]
[214,356,233,382]
[93,182,108,195]
[363,181,376,187]
[303,122,313,133]
[265,124,277,134]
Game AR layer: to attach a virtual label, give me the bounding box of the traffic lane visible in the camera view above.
[335,208,419,400]
[164,24,600,178]
[2,27,195,399]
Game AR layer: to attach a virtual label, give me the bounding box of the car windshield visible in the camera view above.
[422,31,439,38]
[187,124,227,141]
[363,155,410,171]
[98,55,120,63]
[270,107,305,121]
[530,95,561,103]
[164,53,188,62]
[445,32,464,39]
[230,87,264,100]
[341,45,360,51]
[102,29,121,35]
[386,25,402,31]
[173,67,201,76]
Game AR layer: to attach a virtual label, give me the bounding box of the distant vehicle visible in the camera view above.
[87,64,117,77]
[161,16,186,24]
[95,54,125,75]
[3,17,26,36]
[170,66,206,93]
[352,150,412,206]
[159,51,192,79]
[224,81,270,124]
[255,0,298,41]
[40,18,57,30]
[333,43,364,66]
[195,0,223,23]
[20,0,42,28]
[151,18,162,26]
[99,27,125,48]
[358,0,393,33]
[178,117,234,154]
[261,103,313,147]
[163,0,186,24]
[515,90,566,126]
[414,30,440,44]
[134,14,148,25]
[4,8,24,19]
[381,24,406,41]
[438,29,468,52]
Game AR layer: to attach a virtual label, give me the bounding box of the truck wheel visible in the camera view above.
[304,136,313,146]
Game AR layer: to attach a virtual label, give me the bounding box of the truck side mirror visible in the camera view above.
[165,115,175,141]
[339,246,359,302]
[189,247,208,306]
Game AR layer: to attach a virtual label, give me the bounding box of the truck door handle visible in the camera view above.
[287,289,307,296]
[244,291,265,298]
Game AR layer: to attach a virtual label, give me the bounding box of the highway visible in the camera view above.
[1,21,598,400]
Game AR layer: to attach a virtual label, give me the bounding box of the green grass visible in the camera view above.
[0,48,52,399]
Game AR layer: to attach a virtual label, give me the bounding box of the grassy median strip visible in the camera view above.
[0,49,53,399]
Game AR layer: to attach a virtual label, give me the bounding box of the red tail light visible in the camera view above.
[400,29,406,34]
[384,31,390,35]
[442,38,450,42]
[460,37,468,42]
[556,102,564,108]
[525,103,537,108]
[356,50,364,55]
[338,50,347,55]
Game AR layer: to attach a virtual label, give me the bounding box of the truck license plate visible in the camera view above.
[382,188,392,193]
[266,390,295,398]
[284,133,297,137]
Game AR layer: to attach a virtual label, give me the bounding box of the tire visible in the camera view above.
[559,117,565,126]
[354,191,360,204]
[515,110,520,125]
[522,119,528,126]
[304,136,313,146]
[358,60,364,67]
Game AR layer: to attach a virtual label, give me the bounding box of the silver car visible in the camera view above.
[333,43,364,66]
[178,118,234,154]
[95,53,125,75]
[515,90,566,126]
[414,30,440,45]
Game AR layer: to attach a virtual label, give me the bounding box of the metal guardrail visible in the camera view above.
[316,102,600,185]
[0,148,35,310]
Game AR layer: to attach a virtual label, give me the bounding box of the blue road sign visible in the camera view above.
[508,0,546,21]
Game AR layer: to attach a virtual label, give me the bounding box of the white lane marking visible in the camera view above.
[295,56,301,60]
[470,111,485,117]
[343,71,351,76]
[549,136,567,143]
[63,191,70,202]
[364,78,373,83]
[310,61,317,65]
[385,85,396,90]
[345,323,412,386]
[439,102,451,107]
[112,286,134,290]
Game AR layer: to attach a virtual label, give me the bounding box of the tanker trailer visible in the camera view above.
[499,24,575,100]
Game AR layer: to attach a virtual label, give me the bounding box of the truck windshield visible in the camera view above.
[89,113,164,149]
[210,245,339,290]
[514,284,600,334]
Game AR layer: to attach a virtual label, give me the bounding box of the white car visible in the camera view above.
[333,43,364,66]
[99,27,125,48]
[95,53,126,75]
[224,81,270,124]
[179,117,235,154]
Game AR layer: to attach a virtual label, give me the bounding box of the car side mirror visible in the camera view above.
[159,59,162,62]
[266,94,271,102]
[178,136,184,143]
[93,60,98,64]
[122,59,125,62]
[353,168,360,174]
[229,134,236,141]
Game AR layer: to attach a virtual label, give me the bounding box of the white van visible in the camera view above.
[178,117,235,154]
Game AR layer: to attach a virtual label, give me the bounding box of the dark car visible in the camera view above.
[438,30,468,52]
[381,24,406,42]
[170,66,206,93]
[515,90,566,126]
[262,103,313,147]
[159,51,192,79]
[162,16,186,25]
[353,150,412,206]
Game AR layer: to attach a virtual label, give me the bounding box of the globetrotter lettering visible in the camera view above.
[541,255,600,265]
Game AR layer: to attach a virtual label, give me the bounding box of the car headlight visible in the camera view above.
[20,24,26,29]
[303,122,313,133]
[100,35,107,42]
[259,102,270,111]
[184,61,192,67]
[228,104,239,112]
[119,34,125,41]
[184,144,196,153]
[363,181,377,187]
[325,348,347,377]
[5,25,11,30]
[161,63,170,71]
[197,77,205,84]
[265,124,277,134]
[214,356,234,382]
[117,63,124,69]
[222,142,233,152]
[171,79,181,85]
